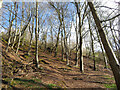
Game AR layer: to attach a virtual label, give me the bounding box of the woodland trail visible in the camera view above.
[1,40,115,89]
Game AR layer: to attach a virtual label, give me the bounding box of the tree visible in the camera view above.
[74,1,88,72]
[73,13,79,66]
[61,6,70,65]
[11,2,18,49]
[88,1,120,89]
[49,2,62,57]
[27,3,34,55]
[34,1,39,68]
[6,3,15,52]
[118,2,120,62]
[88,16,96,70]
[16,2,25,54]
[95,27,108,69]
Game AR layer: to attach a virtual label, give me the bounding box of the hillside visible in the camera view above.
[1,40,116,89]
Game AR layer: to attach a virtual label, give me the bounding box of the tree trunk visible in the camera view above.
[27,5,34,55]
[75,2,84,72]
[118,2,120,62]
[61,7,69,65]
[88,2,120,89]
[11,2,18,49]
[75,14,79,66]
[54,24,61,57]
[61,29,64,61]
[50,26,54,47]
[16,2,24,54]
[34,1,39,68]
[64,30,69,65]
[28,23,33,55]
[88,17,96,70]
[6,4,14,52]
[21,2,25,46]
[78,12,84,72]
[44,31,47,50]
[96,28,108,69]
[16,27,21,54]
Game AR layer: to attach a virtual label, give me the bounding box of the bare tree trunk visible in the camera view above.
[118,2,120,46]
[64,30,69,65]
[16,27,21,54]
[109,21,118,51]
[11,2,18,49]
[75,14,79,66]
[88,17,96,70]
[50,26,54,47]
[61,29,64,61]
[75,2,84,72]
[34,1,39,68]
[28,23,33,55]
[69,21,72,61]
[118,2,120,62]
[88,47,91,58]
[54,25,61,57]
[44,31,47,50]
[49,3,61,57]
[6,4,14,52]
[21,2,25,46]
[27,5,34,55]
[96,28,108,69]
[61,7,69,65]
[16,2,24,54]
[88,2,120,89]
[63,20,69,65]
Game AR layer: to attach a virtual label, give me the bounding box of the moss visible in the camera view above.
[104,84,116,88]
[48,59,52,60]
[39,59,44,61]
[67,67,72,70]
[3,78,58,88]
[104,75,115,80]
[31,45,35,48]
[33,78,42,83]
[3,78,12,82]
[24,55,29,59]
[47,84,57,88]
[1,38,8,44]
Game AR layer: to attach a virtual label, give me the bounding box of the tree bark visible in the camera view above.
[21,2,25,46]
[88,2,120,89]
[75,14,79,66]
[54,24,61,57]
[75,2,84,72]
[28,23,33,55]
[88,17,96,70]
[16,2,24,54]
[6,4,14,52]
[118,2,120,62]
[62,10,69,65]
[34,1,39,68]
[11,2,18,49]
[96,28,108,69]
[61,29,64,61]
[16,27,21,54]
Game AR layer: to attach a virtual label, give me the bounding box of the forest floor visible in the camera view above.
[1,39,116,89]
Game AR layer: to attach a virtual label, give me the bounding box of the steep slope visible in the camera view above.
[1,40,116,89]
